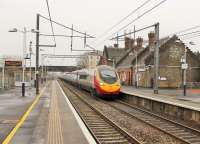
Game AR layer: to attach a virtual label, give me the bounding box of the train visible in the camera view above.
[60,65,121,98]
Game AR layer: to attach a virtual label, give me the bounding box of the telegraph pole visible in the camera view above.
[183,48,187,96]
[2,57,5,90]
[134,25,138,88]
[154,23,160,94]
[36,14,40,94]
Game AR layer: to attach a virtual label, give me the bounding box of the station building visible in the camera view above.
[0,56,34,89]
[99,33,200,88]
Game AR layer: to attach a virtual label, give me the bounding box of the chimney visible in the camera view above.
[114,43,118,48]
[136,37,143,50]
[131,39,135,48]
[148,32,155,52]
[125,37,131,49]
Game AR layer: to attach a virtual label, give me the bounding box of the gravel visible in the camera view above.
[78,91,183,144]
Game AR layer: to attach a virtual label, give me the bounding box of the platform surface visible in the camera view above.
[9,80,91,144]
[121,86,200,111]
[0,87,36,143]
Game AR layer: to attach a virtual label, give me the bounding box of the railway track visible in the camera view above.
[63,81,200,144]
[106,100,200,144]
[60,81,141,144]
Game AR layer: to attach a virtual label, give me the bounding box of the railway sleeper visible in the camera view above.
[88,123,108,126]
[91,127,116,131]
[86,121,106,124]
[175,131,193,135]
[87,122,106,125]
[167,129,186,133]
[188,138,200,143]
[92,129,118,135]
[84,113,97,117]
[176,133,195,139]
[162,127,181,131]
[84,118,104,122]
[186,136,200,140]
[95,133,121,138]
[161,125,177,129]
[100,139,129,144]
[98,136,127,141]
[89,126,113,129]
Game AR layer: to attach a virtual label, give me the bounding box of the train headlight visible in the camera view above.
[116,83,120,86]
[99,82,104,86]
[115,82,121,86]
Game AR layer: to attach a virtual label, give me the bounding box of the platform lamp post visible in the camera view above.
[9,27,36,96]
[9,28,26,96]
[36,14,40,95]
[0,56,5,90]
[29,41,33,86]
[40,49,46,84]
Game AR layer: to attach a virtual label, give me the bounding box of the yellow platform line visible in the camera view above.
[2,83,48,144]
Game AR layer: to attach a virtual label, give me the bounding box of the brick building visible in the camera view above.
[100,32,200,88]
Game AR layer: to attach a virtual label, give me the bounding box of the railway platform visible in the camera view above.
[0,87,36,143]
[1,80,94,144]
[121,86,200,123]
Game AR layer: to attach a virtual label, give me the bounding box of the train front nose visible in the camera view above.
[99,83,120,94]
[95,67,121,95]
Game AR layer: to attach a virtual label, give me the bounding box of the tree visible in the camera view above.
[194,51,200,61]
[76,53,89,68]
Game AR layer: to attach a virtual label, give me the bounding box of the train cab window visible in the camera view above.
[99,69,117,84]
[79,74,88,79]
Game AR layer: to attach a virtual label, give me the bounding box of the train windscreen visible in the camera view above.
[99,69,117,84]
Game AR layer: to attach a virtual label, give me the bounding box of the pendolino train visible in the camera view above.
[60,65,121,98]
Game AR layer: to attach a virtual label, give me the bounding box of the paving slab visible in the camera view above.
[0,87,36,143]
[10,80,94,144]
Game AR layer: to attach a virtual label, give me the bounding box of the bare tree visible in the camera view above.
[76,53,89,68]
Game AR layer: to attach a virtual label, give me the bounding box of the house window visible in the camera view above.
[15,73,21,82]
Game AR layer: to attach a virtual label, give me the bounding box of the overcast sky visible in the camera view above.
[0,0,200,66]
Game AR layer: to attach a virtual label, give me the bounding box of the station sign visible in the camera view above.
[181,63,188,70]
[138,68,145,72]
[158,76,167,81]
[5,60,22,67]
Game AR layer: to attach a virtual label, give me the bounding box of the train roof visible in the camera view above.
[66,65,115,75]
[96,65,114,70]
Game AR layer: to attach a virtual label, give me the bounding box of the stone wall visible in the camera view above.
[138,38,200,88]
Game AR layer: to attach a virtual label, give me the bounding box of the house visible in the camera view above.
[101,32,200,88]
[99,36,145,85]
[77,51,102,69]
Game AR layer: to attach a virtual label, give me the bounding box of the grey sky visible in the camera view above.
[0,0,200,66]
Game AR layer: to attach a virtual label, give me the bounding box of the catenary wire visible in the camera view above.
[93,0,168,48]
[93,0,153,42]
[110,0,167,38]
[39,14,95,38]
[45,0,56,45]
[177,30,200,37]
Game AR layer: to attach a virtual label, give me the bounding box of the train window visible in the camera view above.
[99,69,117,84]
